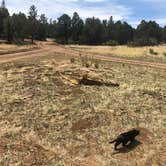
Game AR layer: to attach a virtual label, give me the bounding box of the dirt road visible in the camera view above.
[0,41,166,69]
[0,42,65,63]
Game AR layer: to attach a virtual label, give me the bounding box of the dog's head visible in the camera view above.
[133,129,140,136]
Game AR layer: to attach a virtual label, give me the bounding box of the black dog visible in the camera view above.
[109,129,140,150]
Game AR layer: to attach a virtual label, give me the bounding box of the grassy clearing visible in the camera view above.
[0,43,39,55]
[67,45,166,62]
[0,54,165,165]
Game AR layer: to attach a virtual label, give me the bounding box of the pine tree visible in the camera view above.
[0,0,9,38]
[1,0,5,8]
[28,5,38,43]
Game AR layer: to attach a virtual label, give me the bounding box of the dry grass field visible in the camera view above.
[0,53,165,165]
[68,45,166,62]
[0,43,39,55]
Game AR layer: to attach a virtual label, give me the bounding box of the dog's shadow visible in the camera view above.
[112,140,142,155]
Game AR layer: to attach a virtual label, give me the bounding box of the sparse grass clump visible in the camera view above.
[105,40,119,46]
[94,61,99,69]
[149,48,158,55]
[81,56,91,68]
[70,57,75,63]
[80,56,100,69]
[163,52,166,57]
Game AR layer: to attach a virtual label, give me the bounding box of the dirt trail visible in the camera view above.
[0,41,65,63]
[0,41,166,69]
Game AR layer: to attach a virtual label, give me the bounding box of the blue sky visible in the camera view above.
[4,0,166,26]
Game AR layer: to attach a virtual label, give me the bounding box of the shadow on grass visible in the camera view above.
[112,140,142,155]
[79,75,119,87]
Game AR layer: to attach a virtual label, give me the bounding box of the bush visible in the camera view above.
[127,41,135,47]
[149,38,159,46]
[12,38,25,45]
[163,52,166,57]
[128,37,159,47]
[70,57,75,63]
[94,61,99,69]
[86,62,90,68]
[149,48,158,55]
[68,39,79,44]
[81,56,91,68]
[104,40,119,46]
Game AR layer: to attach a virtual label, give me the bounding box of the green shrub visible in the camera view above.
[105,40,119,46]
[128,37,159,47]
[127,41,134,47]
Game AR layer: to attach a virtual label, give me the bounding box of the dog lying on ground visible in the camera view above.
[109,129,140,150]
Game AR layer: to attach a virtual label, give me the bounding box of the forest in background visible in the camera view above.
[1,3,166,46]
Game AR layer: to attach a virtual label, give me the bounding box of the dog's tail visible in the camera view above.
[109,139,117,144]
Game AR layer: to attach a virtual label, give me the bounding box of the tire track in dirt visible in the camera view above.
[0,42,66,63]
[62,46,166,70]
[91,54,166,70]
[0,42,166,70]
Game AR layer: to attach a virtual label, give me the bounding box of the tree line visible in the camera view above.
[0,5,50,44]
[0,4,166,46]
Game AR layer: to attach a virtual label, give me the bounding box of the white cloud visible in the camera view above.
[5,0,132,21]
[84,0,106,2]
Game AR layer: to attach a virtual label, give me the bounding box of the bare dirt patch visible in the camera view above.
[71,114,111,132]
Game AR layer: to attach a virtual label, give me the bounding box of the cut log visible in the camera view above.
[79,75,119,87]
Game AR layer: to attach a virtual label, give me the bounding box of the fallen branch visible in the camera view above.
[79,75,119,87]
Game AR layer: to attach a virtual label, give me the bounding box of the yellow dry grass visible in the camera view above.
[0,43,39,55]
[68,44,166,60]
[0,53,165,165]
